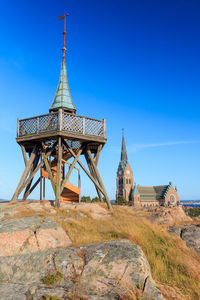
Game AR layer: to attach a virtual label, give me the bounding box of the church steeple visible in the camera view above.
[121,129,128,162]
[116,130,134,203]
[50,13,76,113]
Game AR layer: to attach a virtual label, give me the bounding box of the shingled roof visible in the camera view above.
[153,184,170,200]
[137,186,157,202]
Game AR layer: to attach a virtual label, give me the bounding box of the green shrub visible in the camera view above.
[42,271,64,286]
[116,195,127,205]
[185,207,200,217]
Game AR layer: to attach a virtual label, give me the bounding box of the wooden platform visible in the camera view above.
[16,111,107,144]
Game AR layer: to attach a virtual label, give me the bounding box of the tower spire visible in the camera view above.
[58,12,68,61]
[121,129,128,162]
[50,13,76,113]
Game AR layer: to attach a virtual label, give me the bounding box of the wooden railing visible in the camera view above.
[17,111,106,138]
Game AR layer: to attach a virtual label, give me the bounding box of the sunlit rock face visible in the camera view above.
[0,239,164,300]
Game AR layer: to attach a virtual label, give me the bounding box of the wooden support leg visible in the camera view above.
[55,137,62,208]
[22,178,40,200]
[11,146,37,203]
[94,144,102,165]
[87,148,112,210]
[40,167,42,203]
[84,152,103,202]
[21,145,28,166]
[43,177,45,201]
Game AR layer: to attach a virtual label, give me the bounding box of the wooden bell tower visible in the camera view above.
[11,14,112,209]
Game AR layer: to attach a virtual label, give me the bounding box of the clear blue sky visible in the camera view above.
[0,0,200,200]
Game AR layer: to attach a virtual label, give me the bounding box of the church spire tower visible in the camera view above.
[121,128,128,163]
[116,130,134,202]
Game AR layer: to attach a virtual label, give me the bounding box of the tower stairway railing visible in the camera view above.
[17,111,106,138]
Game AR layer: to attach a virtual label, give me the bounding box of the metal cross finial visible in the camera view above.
[58,12,69,61]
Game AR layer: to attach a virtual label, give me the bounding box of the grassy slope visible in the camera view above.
[4,204,200,299]
[54,206,200,299]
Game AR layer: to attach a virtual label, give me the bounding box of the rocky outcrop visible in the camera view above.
[147,206,191,226]
[0,201,111,220]
[180,225,200,255]
[0,239,164,300]
[0,216,72,256]
[167,224,200,255]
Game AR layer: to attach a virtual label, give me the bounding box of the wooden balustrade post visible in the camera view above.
[37,117,39,134]
[17,118,20,137]
[59,109,62,131]
[83,117,85,135]
[103,119,106,138]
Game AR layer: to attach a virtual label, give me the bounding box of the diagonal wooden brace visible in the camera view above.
[11,146,37,203]
[87,148,112,210]
[42,152,56,196]
[60,148,82,194]
[16,145,57,199]
[84,151,103,202]
[21,178,40,201]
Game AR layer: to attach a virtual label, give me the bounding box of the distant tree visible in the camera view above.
[91,196,100,202]
[81,196,92,203]
[185,207,200,218]
[116,195,127,206]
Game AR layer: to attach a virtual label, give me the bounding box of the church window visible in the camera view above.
[126,179,128,184]
[129,179,131,184]
[170,195,175,203]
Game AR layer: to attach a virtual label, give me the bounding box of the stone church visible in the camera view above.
[116,132,180,207]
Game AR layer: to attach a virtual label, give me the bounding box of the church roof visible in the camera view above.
[136,186,157,202]
[153,182,171,200]
[50,60,76,112]
[135,183,174,202]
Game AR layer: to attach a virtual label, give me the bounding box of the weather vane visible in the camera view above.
[58,12,69,61]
